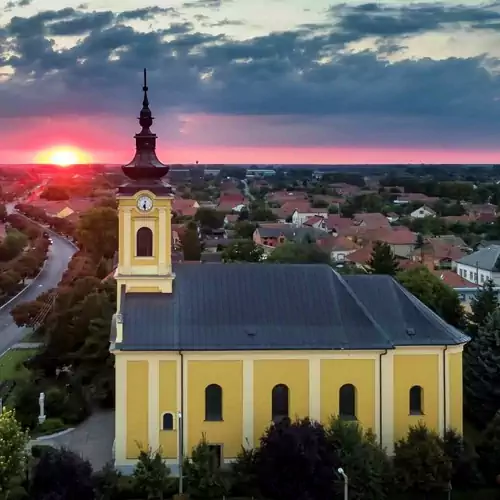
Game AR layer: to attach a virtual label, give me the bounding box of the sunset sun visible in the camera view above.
[34,146,92,166]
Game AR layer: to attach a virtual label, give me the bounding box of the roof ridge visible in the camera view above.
[331,269,394,348]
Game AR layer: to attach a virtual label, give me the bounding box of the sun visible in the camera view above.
[34,146,93,167]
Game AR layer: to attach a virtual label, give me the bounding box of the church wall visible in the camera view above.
[320,358,376,431]
[448,351,463,432]
[253,359,309,447]
[126,360,149,458]
[187,360,244,458]
[159,360,178,459]
[393,353,439,440]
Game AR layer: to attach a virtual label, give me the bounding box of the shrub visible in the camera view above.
[184,436,230,499]
[393,423,452,495]
[36,417,66,436]
[477,411,500,485]
[255,417,339,500]
[93,462,122,500]
[29,447,94,500]
[132,448,172,500]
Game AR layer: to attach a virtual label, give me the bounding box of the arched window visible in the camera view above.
[339,384,356,420]
[271,384,289,422]
[136,227,153,257]
[162,412,174,431]
[409,385,423,415]
[205,384,223,421]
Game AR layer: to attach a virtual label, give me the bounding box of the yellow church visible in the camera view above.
[110,70,469,474]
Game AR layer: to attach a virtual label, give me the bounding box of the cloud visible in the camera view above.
[1,2,500,149]
[182,0,233,9]
[5,0,33,10]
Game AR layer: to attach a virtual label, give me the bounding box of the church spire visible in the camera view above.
[121,68,170,182]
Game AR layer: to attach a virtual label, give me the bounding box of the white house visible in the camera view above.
[454,245,500,286]
[292,209,328,226]
[410,205,436,219]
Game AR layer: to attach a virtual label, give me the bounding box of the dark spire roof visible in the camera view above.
[121,68,170,183]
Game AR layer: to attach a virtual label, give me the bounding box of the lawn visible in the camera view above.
[0,348,37,381]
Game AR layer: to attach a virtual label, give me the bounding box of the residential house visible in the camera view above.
[253,224,328,251]
[325,215,359,236]
[410,205,436,219]
[360,226,417,258]
[218,193,246,212]
[411,238,465,269]
[304,215,326,229]
[172,199,200,217]
[318,236,359,262]
[432,270,485,312]
[394,193,440,205]
[353,213,391,229]
[267,190,308,204]
[224,214,239,226]
[455,245,500,285]
[386,212,399,223]
[292,208,328,226]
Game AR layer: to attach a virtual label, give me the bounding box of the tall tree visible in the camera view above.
[468,279,499,337]
[369,241,399,275]
[75,207,118,260]
[194,208,224,229]
[266,242,331,264]
[180,228,201,261]
[464,309,500,428]
[397,266,465,328]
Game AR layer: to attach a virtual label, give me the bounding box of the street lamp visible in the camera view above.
[338,467,348,500]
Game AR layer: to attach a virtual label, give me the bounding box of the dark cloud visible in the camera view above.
[207,18,245,27]
[5,0,33,10]
[1,3,500,149]
[329,2,500,38]
[116,7,178,22]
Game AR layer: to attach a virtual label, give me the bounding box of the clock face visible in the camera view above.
[137,195,153,212]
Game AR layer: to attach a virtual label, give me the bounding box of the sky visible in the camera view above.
[1,0,500,164]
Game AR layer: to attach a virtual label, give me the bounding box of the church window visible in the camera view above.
[205,384,223,421]
[271,384,289,422]
[409,385,423,415]
[136,227,153,257]
[339,384,356,420]
[162,412,174,431]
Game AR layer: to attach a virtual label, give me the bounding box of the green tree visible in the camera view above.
[477,411,500,485]
[221,240,263,263]
[180,228,201,261]
[194,208,224,229]
[233,220,256,239]
[184,437,229,499]
[325,417,392,500]
[397,266,465,328]
[469,279,499,337]
[266,242,331,264]
[0,409,29,497]
[393,423,452,495]
[133,448,171,500]
[464,309,500,428]
[75,207,118,260]
[368,241,399,275]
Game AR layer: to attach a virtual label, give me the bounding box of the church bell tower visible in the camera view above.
[115,69,175,304]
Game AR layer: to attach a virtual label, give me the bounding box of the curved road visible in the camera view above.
[0,214,76,354]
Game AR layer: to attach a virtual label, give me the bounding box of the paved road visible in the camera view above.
[0,214,76,354]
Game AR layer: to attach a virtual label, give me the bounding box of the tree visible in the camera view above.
[184,437,229,499]
[266,242,331,264]
[325,417,392,500]
[469,279,499,337]
[477,411,500,485]
[194,208,224,229]
[464,309,500,428]
[393,423,452,495]
[133,448,171,500]
[180,228,201,261]
[397,266,465,328]
[368,241,399,275]
[0,409,29,497]
[75,207,118,260]
[29,447,94,500]
[254,418,339,500]
[233,220,256,239]
[0,203,6,222]
[221,240,263,263]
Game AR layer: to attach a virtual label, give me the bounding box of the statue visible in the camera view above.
[38,392,46,424]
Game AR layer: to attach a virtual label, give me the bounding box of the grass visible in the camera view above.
[0,348,38,381]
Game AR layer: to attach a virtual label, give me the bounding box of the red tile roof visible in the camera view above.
[354,212,391,229]
[432,270,477,288]
[325,215,355,232]
[346,243,374,265]
[362,227,416,245]
[304,215,324,226]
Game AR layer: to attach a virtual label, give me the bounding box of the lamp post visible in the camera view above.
[177,411,184,495]
[338,467,348,500]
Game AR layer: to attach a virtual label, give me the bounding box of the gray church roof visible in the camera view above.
[116,263,469,351]
[456,245,500,271]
